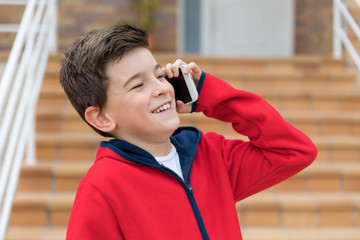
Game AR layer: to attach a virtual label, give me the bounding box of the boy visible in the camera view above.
[60,24,317,240]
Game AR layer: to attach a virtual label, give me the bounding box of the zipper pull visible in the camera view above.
[186,182,195,193]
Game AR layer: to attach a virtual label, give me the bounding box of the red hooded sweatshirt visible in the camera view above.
[66,72,317,239]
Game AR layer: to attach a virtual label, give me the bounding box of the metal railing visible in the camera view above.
[0,0,57,238]
[333,0,360,87]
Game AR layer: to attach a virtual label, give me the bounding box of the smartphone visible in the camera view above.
[166,65,198,105]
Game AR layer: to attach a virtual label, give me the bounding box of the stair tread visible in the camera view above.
[239,191,360,205]
[241,227,360,240]
[20,161,360,178]
[5,226,66,240]
[44,53,348,73]
[17,160,360,194]
[13,189,360,206]
[310,135,360,146]
[13,191,75,206]
[226,134,360,144]
[11,190,360,229]
[5,226,47,240]
[21,162,91,176]
[34,131,360,146]
[44,64,307,75]
[36,132,104,145]
[34,131,360,154]
[5,226,360,240]
[43,68,357,84]
[39,85,360,99]
[36,106,360,119]
[307,161,360,174]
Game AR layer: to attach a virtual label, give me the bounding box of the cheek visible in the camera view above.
[165,81,175,97]
[126,94,150,113]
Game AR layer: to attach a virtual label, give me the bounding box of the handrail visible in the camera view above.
[0,0,57,239]
[333,0,360,87]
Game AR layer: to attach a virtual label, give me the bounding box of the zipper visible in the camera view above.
[185,181,195,193]
[160,164,210,240]
[160,164,194,193]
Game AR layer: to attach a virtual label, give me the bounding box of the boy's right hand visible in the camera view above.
[163,59,202,114]
[163,59,202,84]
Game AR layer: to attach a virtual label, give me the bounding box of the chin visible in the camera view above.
[167,117,181,132]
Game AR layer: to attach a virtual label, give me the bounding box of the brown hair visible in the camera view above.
[59,24,149,137]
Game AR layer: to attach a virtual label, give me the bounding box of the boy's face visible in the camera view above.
[103,47,180,146]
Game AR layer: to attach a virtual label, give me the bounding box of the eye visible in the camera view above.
[157,74,165,79]
[130,83,144,90]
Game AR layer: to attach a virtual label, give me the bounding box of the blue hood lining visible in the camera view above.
[100,126,202,168]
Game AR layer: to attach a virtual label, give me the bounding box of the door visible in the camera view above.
[200,0,295,56]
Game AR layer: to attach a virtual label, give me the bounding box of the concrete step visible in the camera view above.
[5,226,66,240]
[241,227,360,240]
[236,192,360,228]
[37,85,68,108]
[273,162,360,192]
[312,135,360,163]
[260,90,360,112]
[9,191,360,228]
[18,162,90,192]
[37,84,360,113]
[10,192,74,227]
[0,51,9,60]
[17,161,360,193]
[282,111,360,137]
[36,107,360,137]
[34,131,360,164]
[5,226,360,240]
[224,135,360,164]
[44,53,356,91]
[49,53,348,73]
[35,132,104,162]
[42,63,357,92]
[178,111,360,137]
[217,70,358,92]
[151,54,349,73]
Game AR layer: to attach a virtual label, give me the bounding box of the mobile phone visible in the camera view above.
[166,65,198,105]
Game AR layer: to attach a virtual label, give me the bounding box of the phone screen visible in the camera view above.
[166,72,193,104]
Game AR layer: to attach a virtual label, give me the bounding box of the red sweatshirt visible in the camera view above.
[66,72,317,239]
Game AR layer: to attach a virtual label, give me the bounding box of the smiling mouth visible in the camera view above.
[152,102,171,113]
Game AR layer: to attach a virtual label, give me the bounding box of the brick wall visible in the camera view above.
[57,0,177,52]
[0,0,333,54]
[0,0,177,52]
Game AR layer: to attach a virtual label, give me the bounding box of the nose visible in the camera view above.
[152,78,170,97]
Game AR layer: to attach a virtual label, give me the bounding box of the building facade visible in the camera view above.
[0,0,333,56]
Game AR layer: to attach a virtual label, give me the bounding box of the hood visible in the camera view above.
[98,126,202,168]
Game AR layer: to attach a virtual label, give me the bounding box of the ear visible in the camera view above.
[84,106,116,133]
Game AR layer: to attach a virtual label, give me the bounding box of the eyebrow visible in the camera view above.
[123,63,162,87]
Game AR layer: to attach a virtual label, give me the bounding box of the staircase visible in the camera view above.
[4,53,360,240]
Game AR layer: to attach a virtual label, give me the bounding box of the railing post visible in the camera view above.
[50,0,58,53]
[0,0,58,238]
[24,7,36,165]
[0,0,37,120]
[333,0,343,59]
[25,91,36,166]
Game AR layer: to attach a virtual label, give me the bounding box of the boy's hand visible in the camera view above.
[163,59,202,114]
